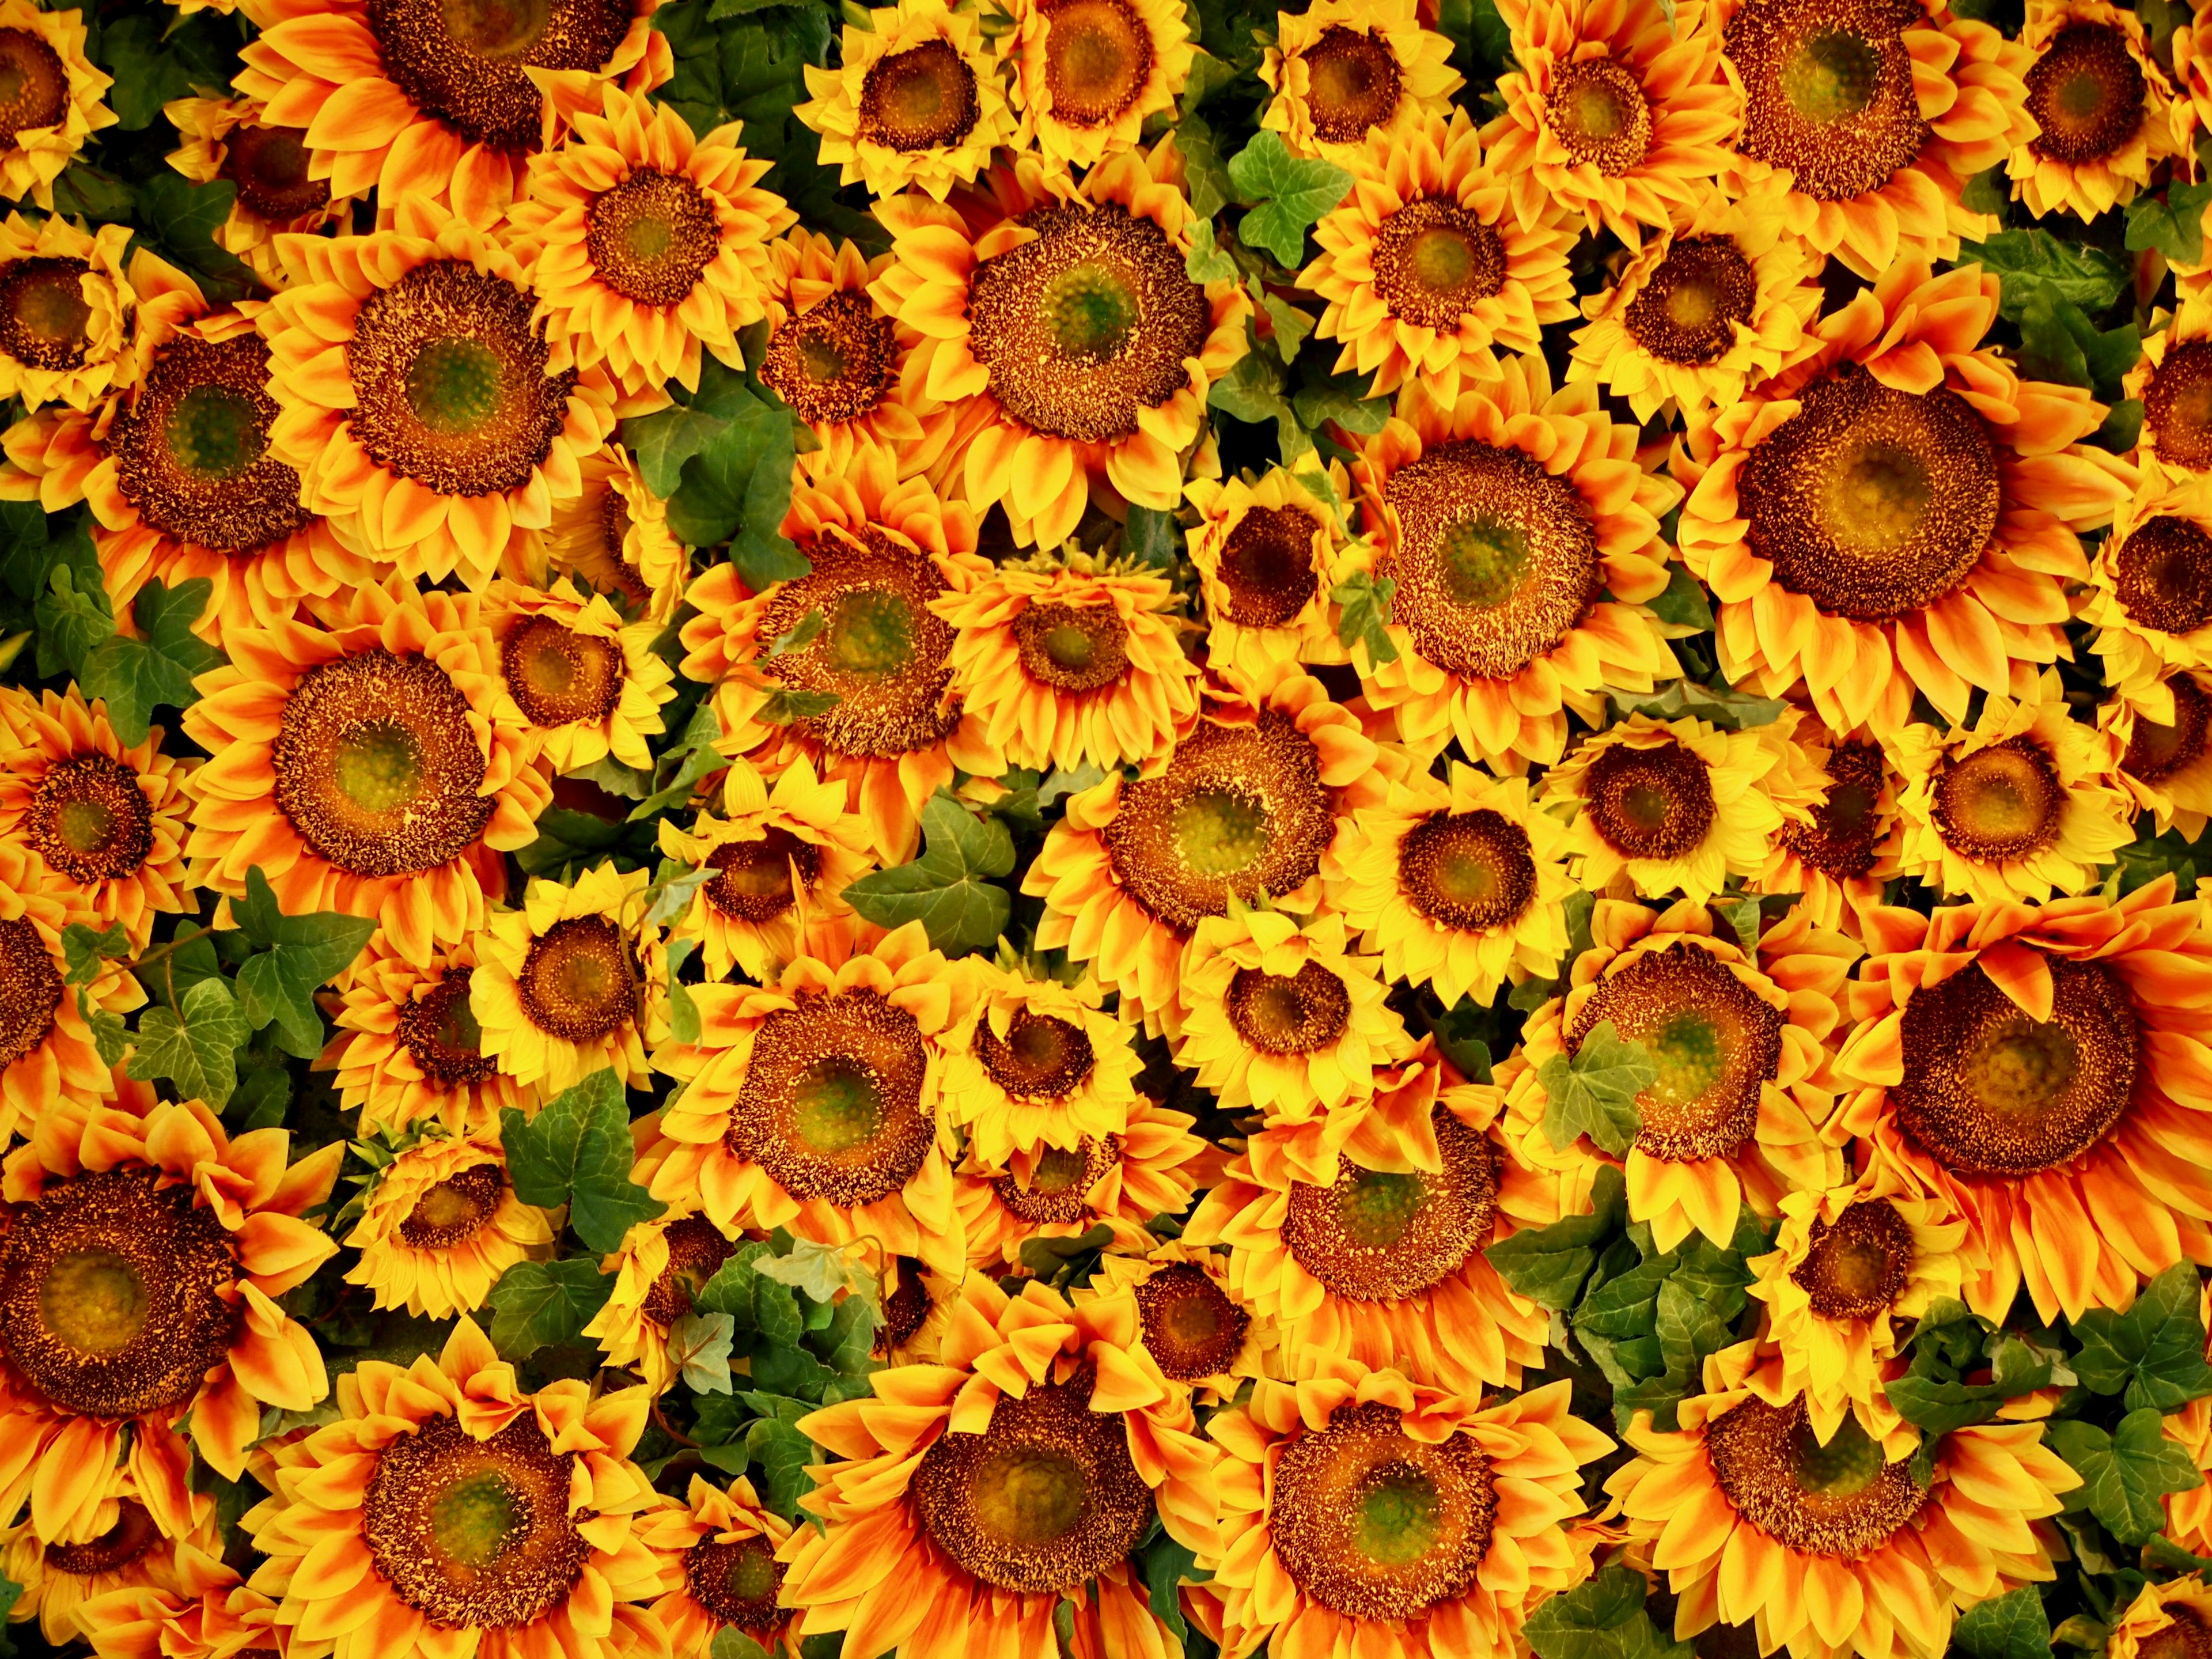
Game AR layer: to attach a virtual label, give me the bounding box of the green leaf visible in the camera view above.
[1607,678,1789,732]
[1887,1333,2057,1435]
[1957,230,2128,318]
[2016,286,2141,399]
[619,360,810,584]
[499,1069,666,1251]
[36,562,113,679]
[1960,163,2010,219]
[1485,1165,1627,1310]
[2069,1262,2212,1413]
[2048,1410,2205,1547]
[1207,344,1304,457]
[77,578,224,746]
[1293,370,1391,437]
[99,12,236,130]
[1123,507,1182,569]
[1185,217,1237,283]
[711,1630,777,1659]
[694,1240,774,1324]
[50,164,136,224]
[755,1237,864,1304]
[1331,570,1399,666]
[669,1310,736,1393]
[809,1296,880,1376]
[231,868,378,1059]
[2127,181,2212,264]
[745,1418,818,1519]
[1228,132,1353,267]
[1435,0,1513,77]
[1255,287,1313,365]
[1524,1563,1691,1659]
[843,790,1015,954]
[1140,1532,1199,1646]
[756,687,842,725]
[486,1258,615,1361]
[133,173,255,298]
[127,974,251,1108]
[1952,1588,2053,1659]
[1432,997,1494,1082]
[1177,46,1239,115]
[60,922,130,986]
[1537,1020,1655,1157]
[1646,564,1715,633]
[1174,113,1233,221]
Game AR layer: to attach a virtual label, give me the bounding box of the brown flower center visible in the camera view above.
[1134,1261,1249,1380]
[1283,1108,1495,1302]
[705,827,821,924]
[858,37,980,151]
[0,914,60,1071]
[1789,1198,1914,1319]
[2115,515,2212,637]
[757,292,896,428]
[1580,735,1718,861]
[2026,21,2145,165]
[1930,736,2065,865]
[398,968,498,1087]
[2124,676,2212,783]
[990,1136,1121,1224]
[585,168,722,306]
[1370,198,1507,332]
[396,1162,505,1249]
[1727,0,1931,202]
[0,256,90,372]
[2141,1609,2212,1659]
[1396,807,1539,934]
[518,914,639,1043]
[2145,341,2212,473]
[1778,738,1887,880]
[1706,1396,1926,1555]
[502,614,623,729]
[1225,960,1353,1055]
[24,752,153,885]
[1013,600,1131,694]
[1217,504,1320,627]
[1301,26,1403,146]
[43,1499,164,1577]
[1038,0,1154,127]
[641,1213,737,1326]
[0,28,67,150]
[365,0,634,151]
[1546,56,1653,175]
[1625,236,1759,367]
[685,1532,786,1635]
[976,1009,1096,1100]
[221,122,330,221]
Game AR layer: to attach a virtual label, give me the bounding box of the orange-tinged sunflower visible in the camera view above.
[509,85,791,413]
[2160,1288,2212,1557]
[1258,0,1464,161]
[645,921,968,1273]
[1714,0,2032,278]
[0,0,112,210]
[937,957,1143,1168]
[1481,0,1738,247]
[778,1274,1217,1659]
[1076,1241,1276,1404]
[1344,353,1680,770]
[1184,465,1351,675]
[1753,714,1906,938]
[2,1480,221,1646]
[953,1094,1210,1268]
[1890,675,2135,904]
[259,195,618,589]
[2110,1578,2212,1659]
[543,441,688,623]
[2103,669,2212,839]
[2008,0,2192,222]
[873,1254,955,1364]
[0,216,139,414]
[483,577,675,773]
[1022,662,1383,1031]
[1567,185,1824,423]
[1501,899,1852,1252]
[797,0,1017,199]
[2129,300,2212,493]
[75,1544,291,1659]
[240,1318,665,1659]
[637,1475,799,1659]
[0,839,141,1145]
[164,97,358,291]
[1303,108,1580,407]
[998,0,1195,169]
[317,933,532,1135]
[0,1100,341,1547]
[179,579,549,969]
[1828,880,2212,1321]
[2082,482,2212,702]
[0,685,191,951]
[580,1206,738,1392]
[1174,1359,1611,1659]
[1673,258,2130,733]
[870,142,1252,550]
[931,554,1202,774]
[342,1131,556,1317]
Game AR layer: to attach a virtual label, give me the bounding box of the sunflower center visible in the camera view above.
[2126,676,2212,782]
[1626,236,1759,367]
[706,827,820,923]
[977,1010,1096,1099]
[1014,600,1132,693]
[1135,1262,1249,1381]
[2149,341,2212,473]
[431,1468,525,1569]
[1729,0,1930,202]
[1283,1108,1494,1301]
[1218,504,1320,626]
[1779,739,1887,880]
[164,383,260,479]
[40,1249,148,1356]
[366,0,632,150]
[0,915,60,1071]
[732,989,935,1208]
[2027,22,2145,163]
[758,293,897,427]
[825,586,918,679]
[757,542,963,757]
[1039,0,1153,126]
[1707,1397,1925,1556]
[2142,1610,2212,1659]
[25,753,153,885]
[519,915,638,1043]
[1789,1198,1914,1319]
[992,1137,1119,1223]
[0,29,66,147]
[1396,808,1538,933]
[2115,516,2212,636]
[1225,961,1354,1055]
[405,337,503,436]
[1782,26,1878,119]
[1303,25,1403,145]
[858,36,981,150]
[1931,737,2064,863]
[221,123,329,221]
[398,1162,503,1249]
[791,1055,885,1154]
[585,168,721,307]
[641,1213,737,1326]
[0,256,89,372]
[1581,737,1718,861]
[1371,198,1507,332]
[42,1500,162,1578]
[1169,787,1269,877]
[502,615,624,729]
[686,1533,786,1633]
[399,970,498,1086]
[1042,263,1138,358]
[1547,56,1653,174]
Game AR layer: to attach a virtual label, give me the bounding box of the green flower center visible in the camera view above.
[1782,28,1880,122]
[1824,438,1932,552]
[1040,263,1138,360]
[971,1442,1086,1544]
[1647,1009,1728,1108]
[54,797,115,856]
[1043,624,1097,671]
[1571,76,1637,139]
[438,0,550,57]
[332,721,426,816]
[1791,1414,1886,1497]
[429,1468,525,1570]
[1335,1168,1429,1251]
[825,588,918,680]
[1408,227,1477,295]
[162,382,265,480]
[1438,513,1532,611]
[791,1055,886,1155]
[404,337,505,437]
[1029,1145,1092,1195]
[798,332,848,384]
[1171,787,1268,877]
[725,1537,780,1604]
[1965,1016,2079,1118]
[39,1248,149,1358]
[1352,1466,1445,1567]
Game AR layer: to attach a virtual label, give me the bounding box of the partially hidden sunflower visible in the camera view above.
[74,1544,288,1659]
[637,1475,799,1658]
[1499,899,1854,1252]
[2160,1293,2212,1556]
[2082,483,2212,703]
[0,216,142,414]
[1673,258,2131,732]
[2103,669,2212,840]
[483,577,675,773]
[1752,715,1906,937]
[1076,1241,1276,1405]
[343,1130,556,1318]
[796,0,1017,200]
[543,441,689,623]
[998,0,1195,169]
[318,933,531,1135]
[1258,0,1464,161]
[936,956,1143,1168]
[0,838,142,1144]
[1184,465,1351,675]
[778,1274,1217,1659]
[241,1318,665,1659]
[163,97,357,291]
[2110,1578,2212,1659]
[581,1206,740,1392]
[2128,299,2212,492]
[0,0,111,211]
[2008,0,2192,222]
[2,1479,220,1647]
[0,1100,340,1546]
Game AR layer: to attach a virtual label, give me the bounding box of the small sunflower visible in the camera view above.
[953,1095,1210,1270]
[2111,1578,2212,1659]
[483,577,676,773]
[1674,259,2131,732]
[543,440,688,622]
[241,1319,664,1659]
[75,1546,289,1659]
[1259,0,1464,161]
[0,0,112,211]
[998,0,1195,169]
[318,934,532,1135]
[1076,1241,1276,1405]
[0,839,142,1145]
[1753,713,1906,937]
[1344,353,1680,770]
[870,143,1252,549]
[1302,108,1580,407]
[1184,465,1351,675]
[343,1131,556,1318]
[1176,1359,1611,1659]
[778,1275,1217,1659]
[2161,1301,2212,1555]
[2129,300,2212,492]
[796,0,1017,199]
[0,215,138,414]
[581,1207,739,1392]
[2008,0,2192,222]
[2103,669,2212,839]
[873,1253,955,1364]
[637,1475,800,1659]
[163,97,357,291]
[1501,899,1854,1252]
[937,957,1143,1168]
[1891,676,2135,904]
[2082,482,2212,702]
[2,1483,219,1647]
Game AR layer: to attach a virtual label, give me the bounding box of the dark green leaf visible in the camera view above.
[711,1630,777,1659]
[1331,570,1399,666]
[1141,1533,1199,1645]
[500,1069,665,1251]
[127,974,250,1107]
[486,1259,615,1360]
[843,790,1016,953]
[2069,1262,2212,1413]
[1485,1165,1627,1310]
[36,562,113,679]
[2048,1410,2205,1546]
[745,1418,817,1519]
[2016,286,2141,399]
[1952,1588,2053,1659]
[694,1241,774,1324]
[1293,370,1390,437]
[1207,344,1303,456]
[1184,217,1237,283]
[1175,114,1233,221]
[1537,1020,1654,1157]
[756,687,843,725]
[1228,132,1353,267]
[1646,565,1715,632]
[1957,230,2128,318]
[134,173,254,298]
[1123,506,1183,568]
[1607,679,1789,732]
[1524,1563,1690,1659]
[99,12,236,130]
[77,578,224,746]
[231,868,377,1057]
[50,164,135,224]
[2127,181,2212,264]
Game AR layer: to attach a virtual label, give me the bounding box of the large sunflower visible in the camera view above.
[179,579,550,969]
[778,1274,1217,1659]
[870,143,1252,549]
[241,1319,665,1659]
[543,440,688,623]
[1174,1359,1611,1659]
[937,957,1143,1168]
[0,839,142,1145]
[2103,669,2212,840]
[953,1094,1209,1269]
[1,1479,219,1646]
[796,0,1017,199]
[343,1130,556,1318]
[1829,879,2212,1321]
[1500,899,1853,1252]
[2128,298,2212,492]
[1753,713,1906,938]
[473,862,665,1097]
[0,1101,340,1546]
[637,1475,800,1659]
[580,1206,738,1393]
[0,0,112,211]
[998,0,1195,169]
[1077,1241,1277,1406]
[0,215,139,414]
[2082,482,2212,703]
[483,577,675,773]
[165,97,358,291]
[1184,465,1350,675]
[1673,258,2131,732]
[1344,353,1680,770]
[1302,108,1580,407]
[319,933,531,1135]
[2008,0,2191,222]
[1258,0,1464,161]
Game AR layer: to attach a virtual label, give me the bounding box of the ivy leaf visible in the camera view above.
[134,174,255,301]
[60,922,130,986]
[486,1258,615,1361]
[843,790,1015,954]
[1485,1165,1627,1310]
[1227,132,1353,268]
[619,360,810,586]
[1173,113,1233,220]
[500,1069,666,1252]
[1607,679,1788,732]
[2016,286,2141,399]
[1207,344,1304,457]
[36,561,113,679]
[127,975,251,1108]
[746,1418,819,1520]
[669,1311,736,1394]
[1952,1588,2054,1659]
[2048,1410,2205,1546]
[710,1631,777,1659]
[1293,370,1391,438]
[694,1240,775,1325]
[755,687,842,726]
[1038,763,1108,808]
[1537,1020,1655,1157]
[1887,1334,2058,1435]
[1123,507,1182,569]
[1646,564,1716,634]
[1140,1533,1199,1646]
[2127,181,2212,264]
[99,12,236,130]
[1957,229,2128,318]
[2069,1262,2212,1413]
[1331,570,1399,666]
[77,578,224,746]
[1185,217,1237,283]
[232,868,378,1058]
[1525,1563,1691,1659]
[754,1237,866,1304]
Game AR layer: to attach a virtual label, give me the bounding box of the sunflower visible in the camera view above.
[953,1094,1210,1269]
[1174,1358,1611,1659]
[1344,353,1680,770]
[1077,1241,1275,1405]
[1714,0,2032,277]
[2162,1291,2212,1556]
[0,1100,341,1547]
[1673,259,2131,733]
[1753,713,1906,938]
[644,921,968,1274]
[164,97,358,291]
[579,1206,738,1392]
[240,1318,664,1659]
[2082,482,2212,703]
[998,0,1195,169]
[931,554,1202,774]
[1258,0,1464,161]
[2008,0,2191,222]
[2111,1578,2212,1659]
[0,0,111,211]
[0,840,142,1145]
[543,441,688,623]
[1828,878,2212,1321]
[1480,0,1738,247]
[2103,670,2212,840]
[1302,108,1580,407]
[1500,899,1853,1252]
[873,1254,956,1364]
[679,447,999,863]
[343,1131,556,1318]
[870,143,1252,550]
[797,0,1017,199]
[1022,662,1382,1031]
[2132,301,2212,494]
[259,196,617,589]
[179,579,550,969]
[1890,676,2135,904]
[318,934,533,1135]
[0,685,191,952]
[638,1475,800,1659]
[2,1483,219,1647]
[473,862,665,1097]
[509,85,791,413]
[483,577,675,773]
[0,215,138,414]
[1184,466,1350,675]
[778,1274,1216,1659]
[937,957,1144,1168]
[1567,185,1824,423]
[74,1546,289,1659]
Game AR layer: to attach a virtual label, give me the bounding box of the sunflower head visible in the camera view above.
[342,1131,556,1319]
[938,958,1143,1168]
[485,576,676,772]
[0,0,112,212]
[1258,0,1464,160]
[796,0,1016,198]
[581,1207,740,1391]
[1184,466,1351,674]
[638,1474,799,1657]
[544,441,690,623]
[0,214,135,413]
[1079,1242,1275,1404]
[1001,0,1196,169]
[2009,0,2189,222]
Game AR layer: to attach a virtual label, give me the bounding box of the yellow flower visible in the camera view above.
[0,839,143,1145]
[952,1094,1210,1269]
[1184,465,1351,675]
[1752,715,1906,939]
[543,441,690,623]
[0,216,138,413]
[162,97,357,291]
[1075,1241,1277,1405]
[483,577,675,773]
[636,1475,800,1658]
[999,0,1195,169]
[74,1544,288,1659]
[2,1483,219,1647]
[2008,0,2193,222]
[581,1207,741,1392]
[2128,297,2212,493]
[797,0,1017,198]
[1259,0,1463,161]
[2102,669,2212,839]
[0,0,112,210]
[2081,481,2212,703]
[2110,1577,2212,1659]
[2159,1288,2212,1556]
[317,933,533,1135]
[937,957,1143,1168]
[343,1131,556,1317]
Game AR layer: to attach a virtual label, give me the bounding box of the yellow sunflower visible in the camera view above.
[1184,465,1351,675]
[342,1131,556,1318]
[937,956,1143,1168]
[1828,880,2212,1321]
[0,1101,341,1547]
[164,97,358,291]
[74,1546,289,1659]
[2103,669,2212,839]
[1674,258,2131,733]
[259,196,618,589]
[1890,674,2135,904]
[509,85,791,414]
[873,1253,956,1364]
[1753,713,1905,938]
[2009,0,2192,222]
[870,142,1252,549]
[240,1318,665,1659]
[180,579,550,968]
[1077,1241,1277,1405]
[2111,1578,2212,1659]
[581,1206,740,1392]
[2162,1288,2212,1556]
[543,440,688,623]
[2,1483,219,1647]
[1567,185,1824,423]
[0,215,139,414]
[797,0,1017,199]
[0,839,142,1145]
[1344,352,1680,770]
[953,1094,1210,1269]
[998,0,1195,169]
[1303,108,1580,407]
[1714,0,2033,278]
[318,933,532,1135]
[637,1475,800,1659]
[483,577,675,773]
[644,921,968,1273]
[1259,0,1464,161]
[0,0,112,210]
[1500,899,1854,1252]
[2082,482,2212,703]
[1175,1358,1611,1659]
[778,1274,1217,1659]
